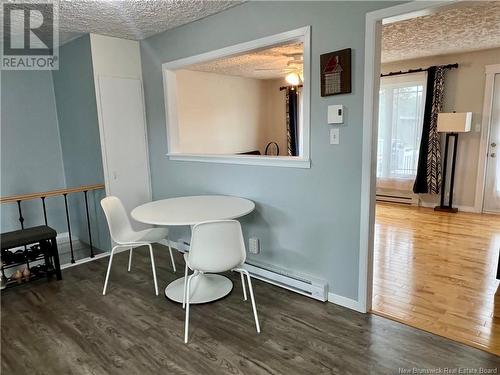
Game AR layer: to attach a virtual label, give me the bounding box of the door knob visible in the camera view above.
[491,142,497,147]
[491,153,496,158]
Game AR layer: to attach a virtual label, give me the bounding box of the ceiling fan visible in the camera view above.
[253,53,303,85]
[254,53,303,73]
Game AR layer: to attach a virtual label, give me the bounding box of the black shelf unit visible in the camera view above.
[1,226,62,291]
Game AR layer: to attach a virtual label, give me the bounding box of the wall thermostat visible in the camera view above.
[328,104,344,124]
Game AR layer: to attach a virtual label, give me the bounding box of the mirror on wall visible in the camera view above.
[169,39,305,158]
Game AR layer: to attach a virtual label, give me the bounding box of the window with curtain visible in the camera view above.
[377,72,427,189]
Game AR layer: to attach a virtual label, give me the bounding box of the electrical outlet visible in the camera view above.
[330,128,340,145]
[249,238,260,254]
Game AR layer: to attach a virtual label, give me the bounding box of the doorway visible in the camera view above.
[361,1,500,356]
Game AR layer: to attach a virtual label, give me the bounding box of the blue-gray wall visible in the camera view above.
[1,34,109,253]
[52,34,110,251]
[1,70,68,233]
[141,1,391,300]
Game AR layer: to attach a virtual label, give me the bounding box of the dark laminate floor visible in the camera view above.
[1,245,499,375]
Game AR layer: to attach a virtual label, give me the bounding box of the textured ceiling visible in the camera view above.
[56,0,241,44]
[382,1,500,63]
[186,42,304,79]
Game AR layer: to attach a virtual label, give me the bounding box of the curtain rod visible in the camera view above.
[381,63,458,78]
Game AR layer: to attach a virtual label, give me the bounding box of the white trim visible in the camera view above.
[60,247,130,270]
[359,1,458,314]
[475,64,500,212]
[486,64,500,75]
[56,232,77,245]
[161,26,311,168]
[327,292,364,313]
[167,153,311,168]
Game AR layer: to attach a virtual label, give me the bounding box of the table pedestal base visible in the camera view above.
[164,274,233,304]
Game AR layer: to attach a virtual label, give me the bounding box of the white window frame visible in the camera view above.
[377,72,427,180]
[161,26,311,169]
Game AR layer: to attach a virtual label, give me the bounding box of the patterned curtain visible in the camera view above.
[285,88,299,156]
[413,66,446,194]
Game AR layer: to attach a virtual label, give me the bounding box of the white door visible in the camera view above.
[97,76,152,224]
[484,73,500,213]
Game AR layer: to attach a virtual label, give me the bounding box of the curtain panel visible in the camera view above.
[413,66,446,195]
[285,88,299,156]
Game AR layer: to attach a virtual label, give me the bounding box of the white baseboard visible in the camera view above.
[60,246,129,270]
[162,238,189,252]
[328,292,365,313]
[57,232,79,244]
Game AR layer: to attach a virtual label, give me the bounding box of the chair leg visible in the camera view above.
[103,246,119,295]
[127,248,133,272]
[235,269,260,333]
[246,271,260,333]
[183,263,189,309]
[240,271,247,301]
[147,244,159,296]
[168,245,176,273]
[184,270,198,344]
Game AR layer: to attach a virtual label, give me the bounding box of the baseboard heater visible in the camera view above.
[376,192,418,205]
[241,262,328,302]
[167,239,328,302]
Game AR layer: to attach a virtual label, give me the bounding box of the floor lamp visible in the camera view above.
[434,112,472,213]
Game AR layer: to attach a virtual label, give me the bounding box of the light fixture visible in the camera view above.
[435,112,472,213]
[285,72,301,86]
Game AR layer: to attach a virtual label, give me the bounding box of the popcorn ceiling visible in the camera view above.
[382,1,500,63]
[57,0,241,45]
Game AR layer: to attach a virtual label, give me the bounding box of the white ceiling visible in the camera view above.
[382,1,500,63]
[185,42,303,80]
[57,0,241,45]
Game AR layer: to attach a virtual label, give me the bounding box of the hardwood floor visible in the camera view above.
[373,203,500,356]
[2,245,499,374]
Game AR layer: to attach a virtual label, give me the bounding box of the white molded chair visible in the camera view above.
[183,220,260,343]
[100,196,177,296]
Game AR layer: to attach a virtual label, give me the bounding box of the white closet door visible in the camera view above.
[484,74,500,213]
[97,76,152,223]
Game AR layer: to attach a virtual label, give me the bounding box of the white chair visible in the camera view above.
[100,196,177,296]
[183,220,260,343]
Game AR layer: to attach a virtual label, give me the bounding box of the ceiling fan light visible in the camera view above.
[285,72,301,85]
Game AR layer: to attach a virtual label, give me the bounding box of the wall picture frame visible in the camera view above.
[320,48,352,96]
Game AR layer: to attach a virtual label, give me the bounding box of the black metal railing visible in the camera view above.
[1,184,106,264]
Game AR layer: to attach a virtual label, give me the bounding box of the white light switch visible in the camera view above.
[328,105,344,124]
[330,128,340,145]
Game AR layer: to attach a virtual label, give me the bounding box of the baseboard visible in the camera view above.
[57,232,79,244]
[60,246,129,270]
[328,292,365,313]
[161,238,189,253]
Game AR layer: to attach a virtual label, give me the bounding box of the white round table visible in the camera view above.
[131,195,255,304]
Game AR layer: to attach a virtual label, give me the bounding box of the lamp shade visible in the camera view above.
[437,112,472,133]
